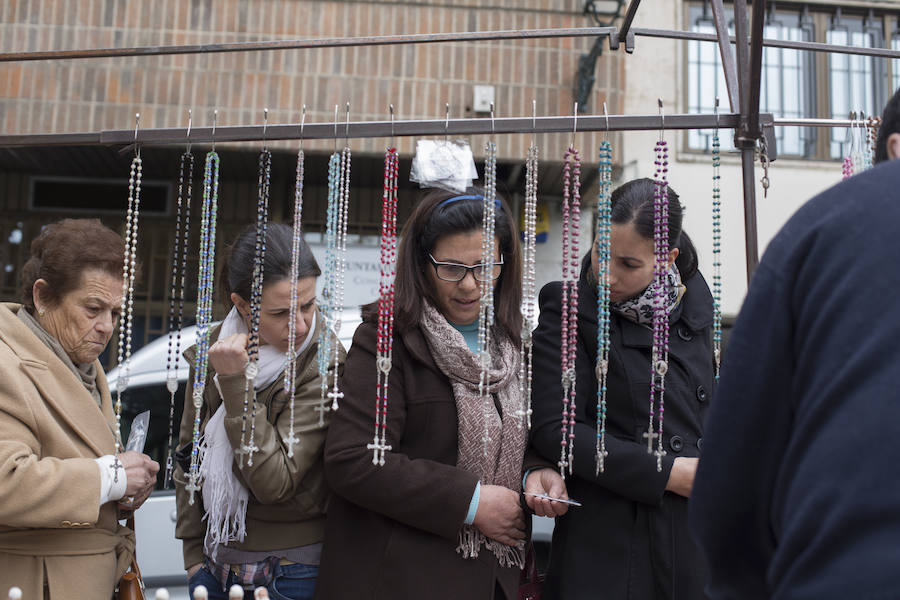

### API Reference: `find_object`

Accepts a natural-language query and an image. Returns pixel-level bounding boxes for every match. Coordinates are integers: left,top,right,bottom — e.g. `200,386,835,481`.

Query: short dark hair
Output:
21,219,125,312
875,86,900,164
610,178,699,280
221,222,321,306
365,188,523,346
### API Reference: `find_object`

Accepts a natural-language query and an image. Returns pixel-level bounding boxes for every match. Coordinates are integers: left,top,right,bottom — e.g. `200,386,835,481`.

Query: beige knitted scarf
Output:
419,302,526,568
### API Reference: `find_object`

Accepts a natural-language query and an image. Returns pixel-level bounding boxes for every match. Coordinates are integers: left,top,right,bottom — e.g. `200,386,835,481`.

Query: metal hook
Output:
714,96,720,129
603,101,610,138
389,104,395,147
571,102,578,147
490,102,495,136
531,99,537,146
299,104,306,151
211,109,218,152
658,98,665,141
344,102,351,145
847,110,856,153
262,107,269,149
858,110,866,152
186,109,192,153
133,113,141,157
333,104,339,153
444,103,450,141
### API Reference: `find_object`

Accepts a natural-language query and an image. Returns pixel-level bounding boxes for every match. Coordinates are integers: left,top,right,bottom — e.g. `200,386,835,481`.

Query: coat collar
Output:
0,303,117,457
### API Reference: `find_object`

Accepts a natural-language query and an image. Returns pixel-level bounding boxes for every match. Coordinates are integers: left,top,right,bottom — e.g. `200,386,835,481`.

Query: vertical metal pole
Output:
709,0,741,114
733,0,751,129
733,0,760,281
747,0,767,140
740,147,760,280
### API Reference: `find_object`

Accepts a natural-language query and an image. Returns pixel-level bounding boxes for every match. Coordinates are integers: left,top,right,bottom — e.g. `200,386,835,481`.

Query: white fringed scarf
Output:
419,303,526,569
200,306,316,559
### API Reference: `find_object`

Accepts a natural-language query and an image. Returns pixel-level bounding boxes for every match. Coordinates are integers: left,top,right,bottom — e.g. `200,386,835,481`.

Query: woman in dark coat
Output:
530,178,714,599
316,189,569,600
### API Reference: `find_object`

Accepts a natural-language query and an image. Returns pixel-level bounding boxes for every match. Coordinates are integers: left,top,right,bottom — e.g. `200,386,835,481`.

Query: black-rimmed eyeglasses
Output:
428,253,504,282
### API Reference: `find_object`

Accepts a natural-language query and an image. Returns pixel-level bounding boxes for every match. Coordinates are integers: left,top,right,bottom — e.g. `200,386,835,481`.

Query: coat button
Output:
697,437,703,450
696,385,708,402
669,435,683,452
677,326,693,341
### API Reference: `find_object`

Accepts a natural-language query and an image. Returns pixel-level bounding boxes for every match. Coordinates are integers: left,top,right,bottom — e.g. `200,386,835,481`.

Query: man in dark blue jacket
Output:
689,160,900,599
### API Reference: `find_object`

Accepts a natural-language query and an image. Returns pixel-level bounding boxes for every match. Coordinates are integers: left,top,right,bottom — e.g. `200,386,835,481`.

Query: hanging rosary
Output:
516,113,538,430
478,135,499,458
237,117,271,468
283,108,307,458
163,123,193,488
711,104,723,381
317,105,352,423
368,137,398,466
114,113,143,479
317,150,342,425
186,116,220,505
329,124,352,411
867,115,881,165
558,124,581,477
594,137,612,475
647,131,670,473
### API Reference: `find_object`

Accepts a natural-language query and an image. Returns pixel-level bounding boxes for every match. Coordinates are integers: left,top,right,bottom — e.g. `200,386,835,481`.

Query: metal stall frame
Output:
2,4,898,281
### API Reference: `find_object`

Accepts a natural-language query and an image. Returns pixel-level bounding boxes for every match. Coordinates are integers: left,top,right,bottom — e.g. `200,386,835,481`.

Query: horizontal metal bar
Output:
0,113,767,148
633,27,900,59
773,117,863,127
0,27,615,63
0,24,892,64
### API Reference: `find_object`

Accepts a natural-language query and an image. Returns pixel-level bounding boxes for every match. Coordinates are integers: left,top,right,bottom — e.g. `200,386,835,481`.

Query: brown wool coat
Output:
315,320,521,600
0,304,134,600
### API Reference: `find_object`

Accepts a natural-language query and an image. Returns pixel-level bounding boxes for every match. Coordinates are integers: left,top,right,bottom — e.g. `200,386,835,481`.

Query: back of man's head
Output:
875,87,900,163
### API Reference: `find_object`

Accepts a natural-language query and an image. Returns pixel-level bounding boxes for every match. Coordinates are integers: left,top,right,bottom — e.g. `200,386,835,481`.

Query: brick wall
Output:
0,0,625,161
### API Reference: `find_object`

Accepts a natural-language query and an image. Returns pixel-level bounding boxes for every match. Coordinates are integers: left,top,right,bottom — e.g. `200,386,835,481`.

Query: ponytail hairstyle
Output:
219,222,320,307
609,178,699,280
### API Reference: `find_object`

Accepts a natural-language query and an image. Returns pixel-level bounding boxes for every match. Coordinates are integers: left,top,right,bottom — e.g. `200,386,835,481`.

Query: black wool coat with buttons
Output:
529,255,714,600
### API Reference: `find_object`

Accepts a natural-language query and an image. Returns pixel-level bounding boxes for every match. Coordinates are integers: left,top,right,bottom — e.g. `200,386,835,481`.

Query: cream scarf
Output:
200,306,316,559
419,303,526,569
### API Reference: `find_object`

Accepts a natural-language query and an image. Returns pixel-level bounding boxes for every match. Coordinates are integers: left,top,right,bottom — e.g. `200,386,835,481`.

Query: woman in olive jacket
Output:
530,179,714,599
175,224,345,600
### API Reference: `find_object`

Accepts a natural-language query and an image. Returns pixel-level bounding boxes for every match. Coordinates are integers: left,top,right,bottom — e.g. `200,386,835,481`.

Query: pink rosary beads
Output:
648,135,670,472
559,143,581,477
368,141,398,466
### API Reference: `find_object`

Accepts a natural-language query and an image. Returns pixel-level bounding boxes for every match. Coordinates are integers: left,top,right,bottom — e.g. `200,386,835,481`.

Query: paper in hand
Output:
125,410,151,454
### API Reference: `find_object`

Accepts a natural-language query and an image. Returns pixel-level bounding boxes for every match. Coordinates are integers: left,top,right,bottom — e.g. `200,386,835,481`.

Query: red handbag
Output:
518,545,544,600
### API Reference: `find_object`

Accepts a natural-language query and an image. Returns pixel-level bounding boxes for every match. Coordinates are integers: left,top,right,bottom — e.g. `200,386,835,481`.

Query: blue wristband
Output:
464,481,481,525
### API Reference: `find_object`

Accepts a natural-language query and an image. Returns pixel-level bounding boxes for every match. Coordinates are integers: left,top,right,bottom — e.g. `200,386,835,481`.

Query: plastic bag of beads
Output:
409,139,478,194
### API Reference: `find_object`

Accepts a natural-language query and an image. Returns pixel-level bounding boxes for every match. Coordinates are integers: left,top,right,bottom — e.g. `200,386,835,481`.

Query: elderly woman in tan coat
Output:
0,219,159,599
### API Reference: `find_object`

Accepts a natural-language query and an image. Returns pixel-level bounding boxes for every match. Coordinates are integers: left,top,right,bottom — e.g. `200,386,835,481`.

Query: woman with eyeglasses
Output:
316,189,569,600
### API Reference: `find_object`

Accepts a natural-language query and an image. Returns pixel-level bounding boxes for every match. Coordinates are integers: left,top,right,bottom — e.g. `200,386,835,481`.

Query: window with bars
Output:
686,2,898,160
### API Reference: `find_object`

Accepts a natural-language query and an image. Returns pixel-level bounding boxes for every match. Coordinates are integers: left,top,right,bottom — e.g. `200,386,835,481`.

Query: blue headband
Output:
438,194,501,209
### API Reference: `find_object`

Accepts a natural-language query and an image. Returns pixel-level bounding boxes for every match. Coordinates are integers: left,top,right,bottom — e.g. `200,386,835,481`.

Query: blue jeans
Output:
189,563,318,600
